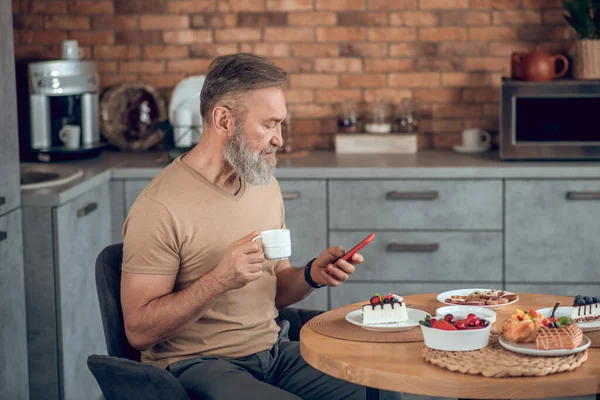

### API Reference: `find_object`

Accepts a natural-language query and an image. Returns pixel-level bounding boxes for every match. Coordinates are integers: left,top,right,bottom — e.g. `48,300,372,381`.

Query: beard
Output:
223,122,278,186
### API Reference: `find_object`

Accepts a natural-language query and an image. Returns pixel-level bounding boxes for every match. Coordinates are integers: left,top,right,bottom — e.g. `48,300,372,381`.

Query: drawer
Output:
330,231,502,282
329,180,502,230
330,282,502,309
506,180,600,282
279,180,327,267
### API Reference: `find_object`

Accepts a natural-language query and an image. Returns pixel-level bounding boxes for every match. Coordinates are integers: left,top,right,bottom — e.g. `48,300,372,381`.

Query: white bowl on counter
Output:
435,306,497,324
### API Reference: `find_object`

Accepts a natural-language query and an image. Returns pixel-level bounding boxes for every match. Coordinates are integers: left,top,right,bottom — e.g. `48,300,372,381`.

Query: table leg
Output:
366,387,380,400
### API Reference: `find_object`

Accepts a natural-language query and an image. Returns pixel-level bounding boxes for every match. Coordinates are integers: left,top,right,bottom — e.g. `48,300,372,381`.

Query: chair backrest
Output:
95,243,141,361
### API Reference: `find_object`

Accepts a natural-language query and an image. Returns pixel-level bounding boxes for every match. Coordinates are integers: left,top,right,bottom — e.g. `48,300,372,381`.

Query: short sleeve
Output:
122,196,180,275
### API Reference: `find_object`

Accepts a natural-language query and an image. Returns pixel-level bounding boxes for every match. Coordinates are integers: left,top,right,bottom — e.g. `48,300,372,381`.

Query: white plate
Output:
536,306,600,332
169,75,206,127
437,288,519,310
498,335,591,357
345,308,430,332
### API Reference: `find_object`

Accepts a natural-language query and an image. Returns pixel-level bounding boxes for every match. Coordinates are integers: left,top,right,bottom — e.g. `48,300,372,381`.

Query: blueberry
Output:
575,295,583,299
578,298,587,306
584,296,594,304
593,297,599,303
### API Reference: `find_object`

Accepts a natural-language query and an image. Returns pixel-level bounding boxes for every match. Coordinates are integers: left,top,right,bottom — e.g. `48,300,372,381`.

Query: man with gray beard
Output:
120,53,366,399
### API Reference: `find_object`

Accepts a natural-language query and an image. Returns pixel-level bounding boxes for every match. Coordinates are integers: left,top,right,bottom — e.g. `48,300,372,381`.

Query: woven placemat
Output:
308,304,424,343
422,333,588,378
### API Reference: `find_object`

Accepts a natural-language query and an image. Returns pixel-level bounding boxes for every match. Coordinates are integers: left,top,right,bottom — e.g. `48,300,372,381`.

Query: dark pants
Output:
167,324,365,400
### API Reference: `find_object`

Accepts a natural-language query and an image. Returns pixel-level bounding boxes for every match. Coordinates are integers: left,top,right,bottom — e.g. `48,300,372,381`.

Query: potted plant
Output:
562,0,600,79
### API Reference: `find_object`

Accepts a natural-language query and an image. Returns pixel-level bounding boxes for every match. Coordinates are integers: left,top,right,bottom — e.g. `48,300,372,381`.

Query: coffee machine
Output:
23,60,104,162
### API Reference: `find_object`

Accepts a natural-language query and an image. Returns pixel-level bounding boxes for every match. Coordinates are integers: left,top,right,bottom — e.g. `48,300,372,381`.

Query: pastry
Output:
571,295,600,324
536,318,583,350
502,309,542,343
362,293,408,325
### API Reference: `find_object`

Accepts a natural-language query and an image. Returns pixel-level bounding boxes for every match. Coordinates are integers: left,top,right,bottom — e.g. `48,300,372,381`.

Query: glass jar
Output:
337,99,359,133
394,98,420,134
364,98,392,134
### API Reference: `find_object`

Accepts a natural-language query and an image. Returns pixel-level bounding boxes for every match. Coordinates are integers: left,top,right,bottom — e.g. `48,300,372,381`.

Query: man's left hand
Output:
310,246,364,287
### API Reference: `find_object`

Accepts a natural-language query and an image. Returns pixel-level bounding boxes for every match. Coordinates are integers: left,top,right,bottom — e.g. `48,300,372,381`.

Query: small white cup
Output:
461,128,491,151
252,229,291,260
59,125,81,149
61,40,84,60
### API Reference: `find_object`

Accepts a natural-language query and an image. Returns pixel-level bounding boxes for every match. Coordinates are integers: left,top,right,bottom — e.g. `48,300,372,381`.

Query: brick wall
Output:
11,0,572,150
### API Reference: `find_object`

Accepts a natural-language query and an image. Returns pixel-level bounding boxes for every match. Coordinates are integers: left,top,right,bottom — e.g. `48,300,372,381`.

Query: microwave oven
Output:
500,79,600,160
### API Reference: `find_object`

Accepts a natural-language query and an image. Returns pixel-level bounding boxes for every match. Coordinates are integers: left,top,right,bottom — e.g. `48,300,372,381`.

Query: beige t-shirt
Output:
122,155,284,368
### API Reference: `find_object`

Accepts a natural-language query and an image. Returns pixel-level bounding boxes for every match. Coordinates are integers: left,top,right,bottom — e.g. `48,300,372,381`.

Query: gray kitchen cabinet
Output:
506,180,600,283
110,179,151,243
329,180,502,230
110,180,125,244
23,182,110,400
279,180,328,310
0,0,20,216
330,231,502,282
330,282,502,309
124,179,151,212
0,209,29,400
505,283,599,298
54,183,110,400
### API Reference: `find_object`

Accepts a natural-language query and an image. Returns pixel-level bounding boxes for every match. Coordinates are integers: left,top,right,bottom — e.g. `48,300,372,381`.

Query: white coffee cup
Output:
461,128,491,151
61,40,84,60
59,125,81,149
252,229,291,260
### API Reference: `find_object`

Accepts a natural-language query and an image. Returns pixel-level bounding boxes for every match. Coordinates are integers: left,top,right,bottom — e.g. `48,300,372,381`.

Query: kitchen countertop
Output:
20,148,600,207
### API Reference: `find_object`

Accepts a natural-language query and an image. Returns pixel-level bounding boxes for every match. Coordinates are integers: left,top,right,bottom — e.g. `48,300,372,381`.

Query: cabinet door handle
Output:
282,191,301,200
0,196,5,206
0,231,7,243
566,191,600,200
386,243,439,253
385,191,439,200
77,202,98,218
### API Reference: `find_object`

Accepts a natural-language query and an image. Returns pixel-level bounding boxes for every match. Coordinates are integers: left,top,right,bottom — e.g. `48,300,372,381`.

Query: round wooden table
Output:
300,293,600,399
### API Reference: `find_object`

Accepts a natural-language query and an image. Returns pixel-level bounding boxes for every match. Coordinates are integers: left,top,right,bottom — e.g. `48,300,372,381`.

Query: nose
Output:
270,123,283,148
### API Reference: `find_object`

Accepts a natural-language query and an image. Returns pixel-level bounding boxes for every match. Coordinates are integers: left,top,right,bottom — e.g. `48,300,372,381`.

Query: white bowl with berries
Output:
419,312,493,351
435,306,497,324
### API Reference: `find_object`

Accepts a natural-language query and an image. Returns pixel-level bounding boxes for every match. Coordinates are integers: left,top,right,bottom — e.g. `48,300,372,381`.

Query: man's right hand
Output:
212,231,265,290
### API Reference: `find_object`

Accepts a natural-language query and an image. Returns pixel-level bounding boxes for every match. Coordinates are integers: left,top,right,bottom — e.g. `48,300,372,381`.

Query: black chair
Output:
87,243,323,400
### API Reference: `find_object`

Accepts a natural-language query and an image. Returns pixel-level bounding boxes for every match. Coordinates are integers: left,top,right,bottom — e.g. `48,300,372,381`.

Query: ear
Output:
211,106,235,139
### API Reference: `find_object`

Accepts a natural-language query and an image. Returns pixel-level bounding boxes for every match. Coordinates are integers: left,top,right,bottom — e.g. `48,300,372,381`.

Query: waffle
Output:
536,324,583,350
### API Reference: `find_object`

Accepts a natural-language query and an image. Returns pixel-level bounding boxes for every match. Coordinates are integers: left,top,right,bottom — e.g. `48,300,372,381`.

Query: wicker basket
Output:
573,39,600,80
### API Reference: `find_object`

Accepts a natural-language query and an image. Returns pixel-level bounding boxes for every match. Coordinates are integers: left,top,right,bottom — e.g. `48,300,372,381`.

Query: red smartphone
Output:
333,233,375,265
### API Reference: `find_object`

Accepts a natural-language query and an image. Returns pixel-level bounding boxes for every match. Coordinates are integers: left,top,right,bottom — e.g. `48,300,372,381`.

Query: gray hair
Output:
200,53,288,126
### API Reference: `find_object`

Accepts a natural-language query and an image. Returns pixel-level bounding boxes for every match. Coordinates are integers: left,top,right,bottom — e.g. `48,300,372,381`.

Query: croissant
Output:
502,318,542,343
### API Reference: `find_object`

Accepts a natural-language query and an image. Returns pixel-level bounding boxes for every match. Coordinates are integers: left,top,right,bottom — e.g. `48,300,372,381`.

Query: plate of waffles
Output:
437,288,519,310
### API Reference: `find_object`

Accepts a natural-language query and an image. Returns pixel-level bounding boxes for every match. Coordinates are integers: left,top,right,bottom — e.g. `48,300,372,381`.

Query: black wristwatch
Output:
304,258,326,289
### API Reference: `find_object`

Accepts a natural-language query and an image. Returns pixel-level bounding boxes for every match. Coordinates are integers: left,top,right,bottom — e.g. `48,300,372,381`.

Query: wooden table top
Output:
299,293,600,399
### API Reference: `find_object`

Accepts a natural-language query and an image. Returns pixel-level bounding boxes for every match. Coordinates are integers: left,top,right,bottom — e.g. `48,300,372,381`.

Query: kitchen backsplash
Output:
11,0,572,150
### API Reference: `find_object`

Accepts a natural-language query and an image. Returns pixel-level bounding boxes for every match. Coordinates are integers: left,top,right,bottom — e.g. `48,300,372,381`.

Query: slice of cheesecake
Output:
362,293,408,325
571,295,600,324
